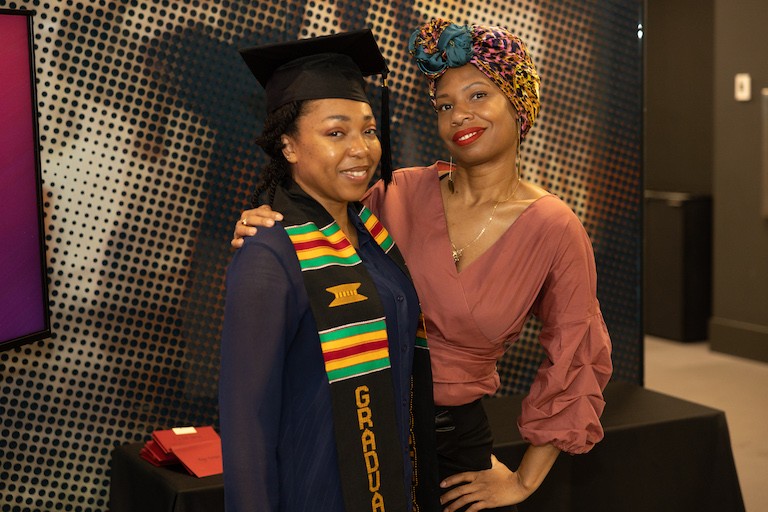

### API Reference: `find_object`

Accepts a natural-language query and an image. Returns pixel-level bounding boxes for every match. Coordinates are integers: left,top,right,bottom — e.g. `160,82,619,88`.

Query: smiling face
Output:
435,64,520,167
281,98,381,214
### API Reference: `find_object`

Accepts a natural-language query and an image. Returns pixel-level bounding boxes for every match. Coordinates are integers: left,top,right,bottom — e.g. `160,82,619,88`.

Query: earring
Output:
448,156,455,194
515,144,523,181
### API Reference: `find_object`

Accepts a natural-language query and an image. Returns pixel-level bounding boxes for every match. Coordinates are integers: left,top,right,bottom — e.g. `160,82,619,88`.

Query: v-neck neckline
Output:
432,170,553,276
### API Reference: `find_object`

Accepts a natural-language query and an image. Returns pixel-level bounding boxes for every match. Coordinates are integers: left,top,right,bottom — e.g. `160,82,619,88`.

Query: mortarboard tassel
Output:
380,72,393,187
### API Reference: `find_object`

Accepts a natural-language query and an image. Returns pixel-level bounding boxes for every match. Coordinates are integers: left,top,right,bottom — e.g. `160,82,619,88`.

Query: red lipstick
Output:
452,127,485,146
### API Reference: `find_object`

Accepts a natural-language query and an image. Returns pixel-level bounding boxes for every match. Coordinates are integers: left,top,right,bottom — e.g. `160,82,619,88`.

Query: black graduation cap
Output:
240,29,394,183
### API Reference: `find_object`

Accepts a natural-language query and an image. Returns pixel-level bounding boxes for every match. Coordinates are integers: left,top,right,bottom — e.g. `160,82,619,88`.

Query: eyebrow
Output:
436,81,487,99
322,114,376,122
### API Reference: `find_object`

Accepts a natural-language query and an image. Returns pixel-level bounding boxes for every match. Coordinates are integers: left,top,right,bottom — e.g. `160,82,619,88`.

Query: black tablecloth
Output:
485,382,745,512
109,443,224,512
109,382,745,512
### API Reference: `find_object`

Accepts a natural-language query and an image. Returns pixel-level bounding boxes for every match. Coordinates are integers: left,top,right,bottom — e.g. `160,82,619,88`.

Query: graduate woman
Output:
219,30,439,512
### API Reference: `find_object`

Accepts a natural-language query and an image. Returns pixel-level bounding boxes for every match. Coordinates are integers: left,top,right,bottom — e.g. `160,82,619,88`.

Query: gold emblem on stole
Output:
326,283,368,307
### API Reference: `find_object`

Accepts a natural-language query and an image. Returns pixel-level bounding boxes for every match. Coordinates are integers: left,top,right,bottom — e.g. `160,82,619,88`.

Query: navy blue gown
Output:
219,207,420,512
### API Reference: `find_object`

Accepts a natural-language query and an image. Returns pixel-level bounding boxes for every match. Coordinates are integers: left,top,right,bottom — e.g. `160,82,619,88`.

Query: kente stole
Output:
273,183,436,512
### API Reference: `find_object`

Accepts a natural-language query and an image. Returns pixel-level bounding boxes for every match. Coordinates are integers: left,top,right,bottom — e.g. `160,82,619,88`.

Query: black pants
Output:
435,399,517,512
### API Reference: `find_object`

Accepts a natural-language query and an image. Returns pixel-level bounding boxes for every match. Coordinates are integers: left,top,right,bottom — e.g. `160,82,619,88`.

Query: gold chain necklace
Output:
451,178,521,265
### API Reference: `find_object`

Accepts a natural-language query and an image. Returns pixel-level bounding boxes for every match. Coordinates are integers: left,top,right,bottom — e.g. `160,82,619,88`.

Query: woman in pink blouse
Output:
232,19,612,512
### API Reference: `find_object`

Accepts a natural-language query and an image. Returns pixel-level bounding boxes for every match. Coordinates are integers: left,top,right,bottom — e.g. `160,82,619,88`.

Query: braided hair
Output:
252,100,307,206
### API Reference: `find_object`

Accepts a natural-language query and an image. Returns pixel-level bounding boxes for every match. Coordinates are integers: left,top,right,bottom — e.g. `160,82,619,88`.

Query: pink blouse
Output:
363,162,612,454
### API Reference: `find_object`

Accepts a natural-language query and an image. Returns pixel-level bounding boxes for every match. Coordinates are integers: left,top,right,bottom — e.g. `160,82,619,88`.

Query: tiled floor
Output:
644,336,768,512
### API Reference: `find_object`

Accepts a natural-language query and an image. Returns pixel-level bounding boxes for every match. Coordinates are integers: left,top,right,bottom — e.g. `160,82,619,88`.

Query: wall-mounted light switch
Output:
735,73,751,102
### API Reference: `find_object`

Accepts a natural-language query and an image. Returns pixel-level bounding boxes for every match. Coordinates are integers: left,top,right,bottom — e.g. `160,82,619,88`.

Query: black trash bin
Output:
644,190,712,341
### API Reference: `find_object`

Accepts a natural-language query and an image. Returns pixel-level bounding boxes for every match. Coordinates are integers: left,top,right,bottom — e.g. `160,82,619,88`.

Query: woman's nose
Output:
451,105,472,126
348,134,371,156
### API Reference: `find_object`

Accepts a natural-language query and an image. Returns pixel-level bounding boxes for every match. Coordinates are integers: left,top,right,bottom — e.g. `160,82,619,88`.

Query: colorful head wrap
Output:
408,18,541,140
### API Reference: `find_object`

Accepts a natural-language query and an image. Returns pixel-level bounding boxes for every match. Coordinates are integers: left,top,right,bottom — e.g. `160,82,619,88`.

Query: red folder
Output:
151,425,220,454
173,438,223,478
139,439,177,466
139,426,222,477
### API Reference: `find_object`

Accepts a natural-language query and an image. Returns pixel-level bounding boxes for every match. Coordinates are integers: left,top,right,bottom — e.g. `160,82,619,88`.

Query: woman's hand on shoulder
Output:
438,455,532,511
231,205,284,248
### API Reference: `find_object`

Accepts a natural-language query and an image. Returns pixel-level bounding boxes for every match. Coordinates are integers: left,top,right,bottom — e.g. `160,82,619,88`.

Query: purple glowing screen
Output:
0,11,50,349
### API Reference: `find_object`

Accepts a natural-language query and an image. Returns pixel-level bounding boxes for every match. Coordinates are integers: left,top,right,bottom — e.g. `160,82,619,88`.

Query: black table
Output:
109,443,224,512
109,382,745,512
486,382,745,512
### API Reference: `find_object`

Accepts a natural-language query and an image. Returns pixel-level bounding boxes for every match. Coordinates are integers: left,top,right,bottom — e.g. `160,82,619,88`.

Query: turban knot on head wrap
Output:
408,18,541,140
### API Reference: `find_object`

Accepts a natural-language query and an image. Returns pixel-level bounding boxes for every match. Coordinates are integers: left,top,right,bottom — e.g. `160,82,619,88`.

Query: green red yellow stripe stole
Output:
285,209,397,384
286,207,395,270
273,182,438,512
318,318,390,383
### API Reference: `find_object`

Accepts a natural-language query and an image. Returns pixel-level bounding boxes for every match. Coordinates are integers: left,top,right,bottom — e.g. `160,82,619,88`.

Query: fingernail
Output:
266,219,274,226
440,481,447,488
276,214,284,220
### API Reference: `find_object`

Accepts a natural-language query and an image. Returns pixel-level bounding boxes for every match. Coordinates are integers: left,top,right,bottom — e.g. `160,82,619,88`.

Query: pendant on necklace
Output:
452,248,461,264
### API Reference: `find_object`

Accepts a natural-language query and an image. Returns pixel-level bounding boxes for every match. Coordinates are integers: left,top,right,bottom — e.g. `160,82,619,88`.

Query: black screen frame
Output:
0,8,51,352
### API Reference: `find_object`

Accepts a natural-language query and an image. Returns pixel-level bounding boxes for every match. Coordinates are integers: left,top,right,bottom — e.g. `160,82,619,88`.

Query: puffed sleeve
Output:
517,212,613,454
219,233,297,511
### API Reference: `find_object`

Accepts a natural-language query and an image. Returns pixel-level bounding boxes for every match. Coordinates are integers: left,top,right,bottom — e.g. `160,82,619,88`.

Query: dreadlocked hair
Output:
252,100,306,206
